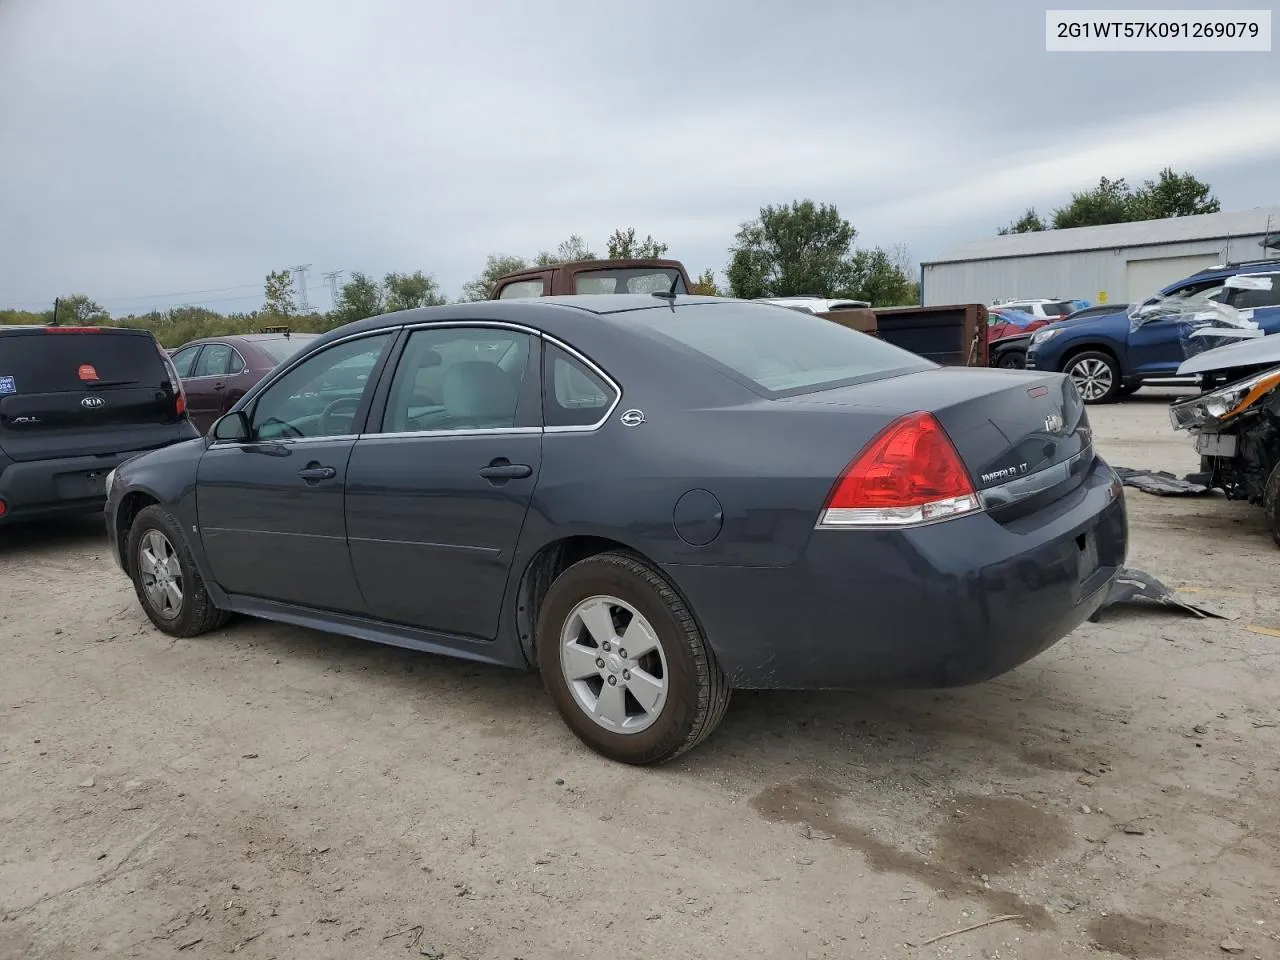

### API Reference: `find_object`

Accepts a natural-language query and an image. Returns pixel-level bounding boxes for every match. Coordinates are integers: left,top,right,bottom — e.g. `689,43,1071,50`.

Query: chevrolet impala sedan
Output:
104,295,1127,765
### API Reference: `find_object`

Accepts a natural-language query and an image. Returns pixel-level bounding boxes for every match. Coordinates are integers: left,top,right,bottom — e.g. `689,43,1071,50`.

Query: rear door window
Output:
193,343,234,377
543,343,618,428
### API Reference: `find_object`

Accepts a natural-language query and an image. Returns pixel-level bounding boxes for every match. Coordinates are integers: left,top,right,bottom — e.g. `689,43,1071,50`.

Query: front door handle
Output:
298,463,337,482
478,460,532,481
213,381,226,391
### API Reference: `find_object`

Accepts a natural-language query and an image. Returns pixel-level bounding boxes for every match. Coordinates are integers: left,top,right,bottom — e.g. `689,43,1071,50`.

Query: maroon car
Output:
168,331,319,433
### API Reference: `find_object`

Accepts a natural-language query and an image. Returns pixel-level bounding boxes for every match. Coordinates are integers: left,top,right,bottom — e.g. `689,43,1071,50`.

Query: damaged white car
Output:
1170,334,1280,546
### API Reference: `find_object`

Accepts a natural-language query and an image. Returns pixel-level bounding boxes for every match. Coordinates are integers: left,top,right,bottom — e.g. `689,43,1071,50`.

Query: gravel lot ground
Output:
2,387,1279,960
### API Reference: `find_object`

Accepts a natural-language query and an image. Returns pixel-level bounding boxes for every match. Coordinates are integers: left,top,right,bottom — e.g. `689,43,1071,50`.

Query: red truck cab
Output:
490,259,692,299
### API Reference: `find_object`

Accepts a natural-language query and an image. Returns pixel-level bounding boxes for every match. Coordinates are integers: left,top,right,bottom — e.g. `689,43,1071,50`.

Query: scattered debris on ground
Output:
1113,467,1211,496
1092,568,1236,621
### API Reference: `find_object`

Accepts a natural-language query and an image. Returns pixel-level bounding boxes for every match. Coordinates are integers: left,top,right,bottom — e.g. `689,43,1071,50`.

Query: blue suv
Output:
1026,258,1280,403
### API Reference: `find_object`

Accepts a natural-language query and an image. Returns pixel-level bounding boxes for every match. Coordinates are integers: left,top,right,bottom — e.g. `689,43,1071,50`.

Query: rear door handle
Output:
478,461,532,480
298,464,337,482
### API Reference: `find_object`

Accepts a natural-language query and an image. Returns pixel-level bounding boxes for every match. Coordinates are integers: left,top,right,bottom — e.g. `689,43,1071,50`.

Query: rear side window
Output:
543,343,617,428
630,302,933,397
0,331,167,394
498,279,545,299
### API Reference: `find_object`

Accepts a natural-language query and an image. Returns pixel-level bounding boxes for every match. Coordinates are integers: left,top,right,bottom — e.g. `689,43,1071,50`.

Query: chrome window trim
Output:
978,443,1093,510
356,427,542,442
209,433,361,448
540,335,622,433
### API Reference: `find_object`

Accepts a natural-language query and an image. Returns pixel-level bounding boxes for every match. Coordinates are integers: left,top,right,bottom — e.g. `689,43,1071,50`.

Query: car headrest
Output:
441,361,517,422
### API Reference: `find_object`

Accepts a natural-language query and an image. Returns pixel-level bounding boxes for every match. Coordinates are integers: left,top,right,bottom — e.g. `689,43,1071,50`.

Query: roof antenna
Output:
651,271,680,306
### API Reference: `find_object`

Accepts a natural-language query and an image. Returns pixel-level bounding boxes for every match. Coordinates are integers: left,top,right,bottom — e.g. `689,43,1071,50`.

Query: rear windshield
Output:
628,301,934,396
1040,301,1074,314
257,336,316,364
575,268,687,295
0,330,167,393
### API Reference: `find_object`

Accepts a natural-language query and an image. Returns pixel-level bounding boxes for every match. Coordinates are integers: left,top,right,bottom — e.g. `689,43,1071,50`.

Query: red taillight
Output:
155,342,188,419
820,411,979,527
43,326,103,333
0,499,7,517
78,364,100,381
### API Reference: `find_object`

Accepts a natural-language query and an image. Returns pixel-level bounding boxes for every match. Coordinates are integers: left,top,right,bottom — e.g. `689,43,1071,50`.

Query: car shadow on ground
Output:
207,610,1107,790
0,515,108,555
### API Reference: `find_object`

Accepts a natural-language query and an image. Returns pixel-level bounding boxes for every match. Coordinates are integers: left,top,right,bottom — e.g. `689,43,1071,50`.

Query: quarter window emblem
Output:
81,396,106,409
620,409,645,427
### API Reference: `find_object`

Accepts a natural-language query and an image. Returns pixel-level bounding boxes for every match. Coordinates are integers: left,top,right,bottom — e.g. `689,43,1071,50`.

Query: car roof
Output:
0,324,153,337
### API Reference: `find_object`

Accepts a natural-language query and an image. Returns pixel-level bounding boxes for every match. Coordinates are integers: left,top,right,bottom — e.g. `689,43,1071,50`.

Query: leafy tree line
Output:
997,168,1220,234
1,202,924,344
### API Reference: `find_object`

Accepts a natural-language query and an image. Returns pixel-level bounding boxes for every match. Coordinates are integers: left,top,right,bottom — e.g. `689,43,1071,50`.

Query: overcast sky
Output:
1,0,1277,314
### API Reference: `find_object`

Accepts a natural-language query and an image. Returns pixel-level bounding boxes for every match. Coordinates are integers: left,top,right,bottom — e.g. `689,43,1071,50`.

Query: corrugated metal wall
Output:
922,233,1272,306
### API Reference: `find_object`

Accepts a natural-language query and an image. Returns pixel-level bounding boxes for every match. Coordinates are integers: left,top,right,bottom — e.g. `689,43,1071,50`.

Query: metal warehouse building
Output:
921,206,1280,308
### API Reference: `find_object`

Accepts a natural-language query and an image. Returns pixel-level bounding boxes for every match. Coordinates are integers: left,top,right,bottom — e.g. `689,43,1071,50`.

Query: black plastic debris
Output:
1113,467,1210,496
1090,568,1235,622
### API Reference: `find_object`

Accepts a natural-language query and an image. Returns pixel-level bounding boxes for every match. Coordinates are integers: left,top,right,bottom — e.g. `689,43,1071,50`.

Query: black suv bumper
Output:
0,452,141,525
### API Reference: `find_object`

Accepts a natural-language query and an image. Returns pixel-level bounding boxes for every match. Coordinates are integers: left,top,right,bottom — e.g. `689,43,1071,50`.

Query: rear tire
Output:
127,505,231,637
1263,461,1280,549
996,349,1025,370
1064,350,1121,404
536,552,730,765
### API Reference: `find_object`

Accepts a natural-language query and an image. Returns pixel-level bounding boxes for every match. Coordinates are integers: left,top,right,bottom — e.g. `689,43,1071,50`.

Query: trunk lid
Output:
781,367,1094,510
0,327,187,461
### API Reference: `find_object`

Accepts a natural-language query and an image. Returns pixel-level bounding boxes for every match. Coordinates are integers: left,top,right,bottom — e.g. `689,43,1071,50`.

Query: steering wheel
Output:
319,396,361,435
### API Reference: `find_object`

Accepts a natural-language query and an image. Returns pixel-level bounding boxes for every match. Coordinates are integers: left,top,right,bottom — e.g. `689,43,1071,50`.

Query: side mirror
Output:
211,410,250,442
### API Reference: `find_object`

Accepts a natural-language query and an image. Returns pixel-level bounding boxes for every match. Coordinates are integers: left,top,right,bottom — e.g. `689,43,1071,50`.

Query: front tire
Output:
1064,350,1122,404
1263,461,1280,549
996,349,1026,370
536,552,731,765
127,505,231,637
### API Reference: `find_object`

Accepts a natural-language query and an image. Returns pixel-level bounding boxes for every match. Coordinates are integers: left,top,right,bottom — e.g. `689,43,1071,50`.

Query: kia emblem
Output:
81,396,105,409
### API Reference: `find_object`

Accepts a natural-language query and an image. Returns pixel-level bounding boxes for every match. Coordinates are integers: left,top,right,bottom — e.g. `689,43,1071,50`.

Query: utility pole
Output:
50,297,61,326
322,270,345,309
289,263,313,313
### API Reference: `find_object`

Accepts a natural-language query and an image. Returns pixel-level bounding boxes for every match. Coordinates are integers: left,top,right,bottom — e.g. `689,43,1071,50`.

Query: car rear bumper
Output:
2,451,148,525
665,456,1127,690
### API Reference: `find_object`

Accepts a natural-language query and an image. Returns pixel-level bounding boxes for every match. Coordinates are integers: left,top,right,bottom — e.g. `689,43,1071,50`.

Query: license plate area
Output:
54,469,109,500
1194,432,1237,457
1076,529,1100,581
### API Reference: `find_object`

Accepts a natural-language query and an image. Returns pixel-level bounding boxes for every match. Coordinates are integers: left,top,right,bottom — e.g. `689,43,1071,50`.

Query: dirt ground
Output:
2,387,1279,960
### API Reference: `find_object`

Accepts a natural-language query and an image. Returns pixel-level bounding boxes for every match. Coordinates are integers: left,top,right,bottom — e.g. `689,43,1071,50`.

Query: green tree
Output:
534,234,597,266
1130,167,1220,220
690,268,723,296
460,253,530,302
1051,176,1135,229
51,294,110,324
726,200,860,299
997,208,1047,235
384,270,446,311
263,270,297,317
606,227,669,259
330,271,384,325
849,248,915,306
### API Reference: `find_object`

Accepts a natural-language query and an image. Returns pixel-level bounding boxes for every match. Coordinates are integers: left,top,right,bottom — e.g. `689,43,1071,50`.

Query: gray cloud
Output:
2,0,1277,312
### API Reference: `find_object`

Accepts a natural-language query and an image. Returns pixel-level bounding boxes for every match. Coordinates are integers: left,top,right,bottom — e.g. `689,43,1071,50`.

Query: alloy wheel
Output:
138,529,184,620
1068,357,1113,401
559,594,669,734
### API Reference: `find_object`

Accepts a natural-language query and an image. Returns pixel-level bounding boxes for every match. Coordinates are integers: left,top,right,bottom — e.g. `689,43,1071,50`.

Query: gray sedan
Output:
104,295,1127,764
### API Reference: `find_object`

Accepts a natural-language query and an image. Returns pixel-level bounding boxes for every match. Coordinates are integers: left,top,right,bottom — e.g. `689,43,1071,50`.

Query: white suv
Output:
992,298,1079,321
